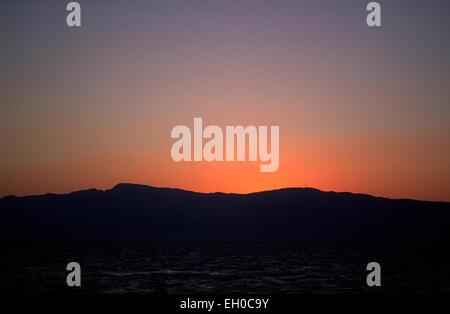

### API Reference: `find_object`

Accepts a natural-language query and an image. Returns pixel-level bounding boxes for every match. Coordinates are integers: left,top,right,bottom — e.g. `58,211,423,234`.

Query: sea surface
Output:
1,241,449,294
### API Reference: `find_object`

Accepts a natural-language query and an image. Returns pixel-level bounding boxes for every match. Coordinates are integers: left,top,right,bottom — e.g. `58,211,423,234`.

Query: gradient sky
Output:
1,0,449,201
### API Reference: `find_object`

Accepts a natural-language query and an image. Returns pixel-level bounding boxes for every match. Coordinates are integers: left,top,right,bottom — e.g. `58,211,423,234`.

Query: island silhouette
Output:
1,183,449,243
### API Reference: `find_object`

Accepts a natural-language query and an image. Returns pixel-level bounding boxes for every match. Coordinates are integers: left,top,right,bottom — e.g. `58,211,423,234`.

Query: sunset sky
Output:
1,0,449,201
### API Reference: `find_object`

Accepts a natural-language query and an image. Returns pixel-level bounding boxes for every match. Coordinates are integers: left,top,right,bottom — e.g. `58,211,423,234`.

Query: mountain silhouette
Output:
1,183,449,243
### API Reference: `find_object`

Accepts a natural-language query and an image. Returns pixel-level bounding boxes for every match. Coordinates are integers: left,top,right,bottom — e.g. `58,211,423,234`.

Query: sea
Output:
1,240,449,294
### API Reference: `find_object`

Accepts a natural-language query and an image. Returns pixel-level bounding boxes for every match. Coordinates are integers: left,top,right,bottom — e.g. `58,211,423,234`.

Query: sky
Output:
1,0,449,201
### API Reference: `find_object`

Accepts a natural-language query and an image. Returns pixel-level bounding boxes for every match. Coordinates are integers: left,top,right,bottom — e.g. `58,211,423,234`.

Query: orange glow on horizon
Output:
2,131,449,202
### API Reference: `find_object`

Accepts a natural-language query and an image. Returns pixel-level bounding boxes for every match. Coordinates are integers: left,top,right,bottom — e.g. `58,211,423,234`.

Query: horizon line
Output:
1,182,448,204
